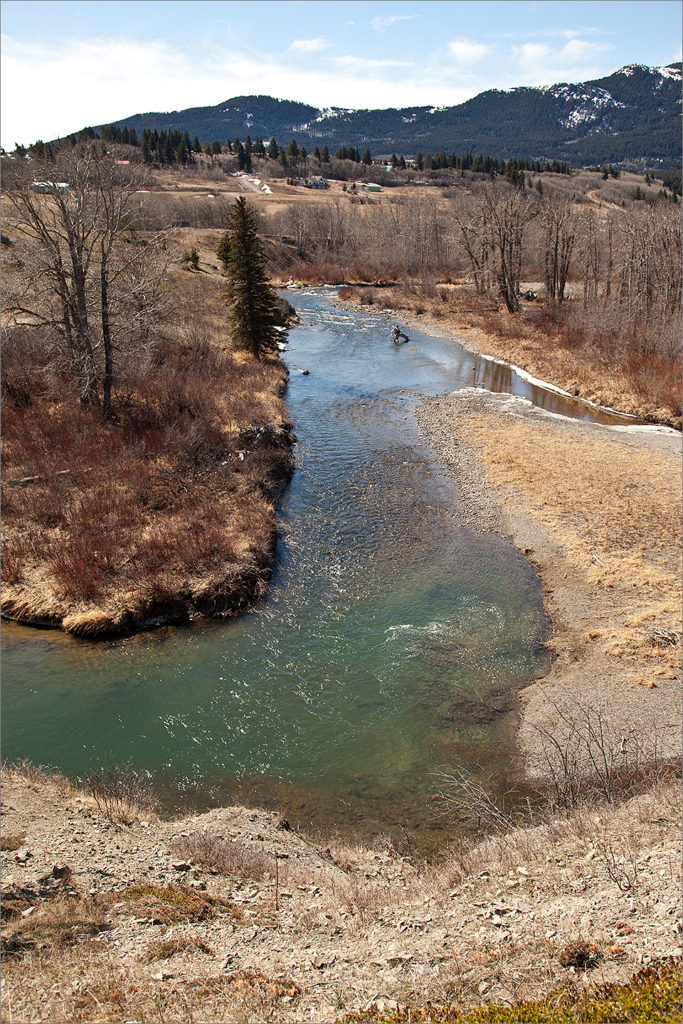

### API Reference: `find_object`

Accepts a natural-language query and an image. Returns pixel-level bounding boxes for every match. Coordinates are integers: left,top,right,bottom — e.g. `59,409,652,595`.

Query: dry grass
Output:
2,893,111,958
0,954,303,1023
117,884,240,925
1,250,293,637
463,414,681,679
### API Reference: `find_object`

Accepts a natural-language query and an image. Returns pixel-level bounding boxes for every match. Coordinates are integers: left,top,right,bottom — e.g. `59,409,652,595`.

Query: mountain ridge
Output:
94,63,682,168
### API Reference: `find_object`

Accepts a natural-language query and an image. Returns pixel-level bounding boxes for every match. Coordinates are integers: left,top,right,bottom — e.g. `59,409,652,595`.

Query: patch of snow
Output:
618,63,651,77
479,355,574,398
402,114,417,123
313,107,355,123
261,184,272,193
656,64,682,80
453,388,663,430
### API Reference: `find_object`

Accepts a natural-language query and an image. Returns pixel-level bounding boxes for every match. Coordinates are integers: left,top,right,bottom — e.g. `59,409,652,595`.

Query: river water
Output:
1,290,629,849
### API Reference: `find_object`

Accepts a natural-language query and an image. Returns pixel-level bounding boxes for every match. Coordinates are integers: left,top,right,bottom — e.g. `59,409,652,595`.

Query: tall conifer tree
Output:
222,198,284,358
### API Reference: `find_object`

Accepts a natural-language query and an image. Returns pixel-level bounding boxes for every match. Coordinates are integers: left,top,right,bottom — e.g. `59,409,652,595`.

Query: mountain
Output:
97,63,682,168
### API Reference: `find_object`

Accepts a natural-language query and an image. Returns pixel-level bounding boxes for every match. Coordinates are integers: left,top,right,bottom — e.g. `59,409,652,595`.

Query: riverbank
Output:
1,269,294,639
332,284,681,429
415,389,682,780
2,763,680,1023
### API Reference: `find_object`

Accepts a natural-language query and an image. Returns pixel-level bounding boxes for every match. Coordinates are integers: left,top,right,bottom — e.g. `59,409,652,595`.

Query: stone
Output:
363,995,401,1013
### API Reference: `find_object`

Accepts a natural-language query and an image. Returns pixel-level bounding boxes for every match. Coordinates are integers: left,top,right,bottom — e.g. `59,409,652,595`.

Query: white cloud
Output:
371,15,417,31
288,38,330,53
512,36,612,84
0,33,467,148
0,25,622,149
332,55,413,72
448,39,491,64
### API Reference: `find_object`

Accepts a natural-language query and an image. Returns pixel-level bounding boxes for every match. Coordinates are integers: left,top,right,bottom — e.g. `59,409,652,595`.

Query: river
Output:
1,289,629,850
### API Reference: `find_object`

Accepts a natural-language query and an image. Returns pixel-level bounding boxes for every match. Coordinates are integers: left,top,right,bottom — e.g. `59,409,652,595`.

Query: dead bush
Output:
558,939,603,970
82,763,156,824
171,831,273,881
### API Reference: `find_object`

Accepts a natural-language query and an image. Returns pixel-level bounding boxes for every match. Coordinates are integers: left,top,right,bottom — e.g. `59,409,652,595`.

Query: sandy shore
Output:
415,388,682,777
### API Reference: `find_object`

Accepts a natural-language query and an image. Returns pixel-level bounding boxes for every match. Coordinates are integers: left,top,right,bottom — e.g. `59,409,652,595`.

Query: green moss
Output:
121,884,240,924
341,959,682,1023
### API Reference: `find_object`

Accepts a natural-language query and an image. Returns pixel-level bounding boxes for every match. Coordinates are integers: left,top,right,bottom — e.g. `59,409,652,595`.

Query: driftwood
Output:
646,626,680,647
5,468,91,487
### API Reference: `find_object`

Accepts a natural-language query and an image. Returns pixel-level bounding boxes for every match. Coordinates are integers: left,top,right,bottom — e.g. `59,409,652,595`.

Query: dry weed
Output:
138,935,216,963
170,830,273,881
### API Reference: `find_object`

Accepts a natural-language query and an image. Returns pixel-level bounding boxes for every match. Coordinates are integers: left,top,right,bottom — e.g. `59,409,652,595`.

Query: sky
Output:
2,0,681,148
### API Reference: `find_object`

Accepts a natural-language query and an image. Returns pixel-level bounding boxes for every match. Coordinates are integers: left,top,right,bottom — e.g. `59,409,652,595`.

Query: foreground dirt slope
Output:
2,769,680,1023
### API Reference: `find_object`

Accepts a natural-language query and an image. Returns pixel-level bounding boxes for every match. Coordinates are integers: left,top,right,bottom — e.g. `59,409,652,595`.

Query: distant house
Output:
31,181,70,194
288,176,329,189
306,176,329,189
361,182,383,192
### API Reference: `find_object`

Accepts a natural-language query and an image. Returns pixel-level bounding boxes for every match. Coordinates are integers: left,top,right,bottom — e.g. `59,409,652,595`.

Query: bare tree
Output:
452,183,537,311
3,145,169,414
540,193,575,304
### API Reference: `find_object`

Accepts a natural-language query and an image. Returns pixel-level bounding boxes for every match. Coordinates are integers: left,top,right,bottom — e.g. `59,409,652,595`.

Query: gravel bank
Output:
416,388,682,777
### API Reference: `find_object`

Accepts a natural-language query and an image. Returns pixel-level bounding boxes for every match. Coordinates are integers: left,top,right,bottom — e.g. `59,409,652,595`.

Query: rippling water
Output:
3,290,622,848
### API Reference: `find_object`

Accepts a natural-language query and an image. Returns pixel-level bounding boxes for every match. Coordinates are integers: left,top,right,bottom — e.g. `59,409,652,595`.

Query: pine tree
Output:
217,231,231,270
268,137,279,160
222,197,285,359
361,148,372,165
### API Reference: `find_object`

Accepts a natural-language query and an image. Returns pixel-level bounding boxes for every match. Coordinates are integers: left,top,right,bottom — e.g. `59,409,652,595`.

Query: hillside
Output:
2,764,680,1022
95,63,683,168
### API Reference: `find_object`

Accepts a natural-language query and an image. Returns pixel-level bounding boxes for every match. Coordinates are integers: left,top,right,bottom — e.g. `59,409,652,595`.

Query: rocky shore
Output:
415,388,682,778
2,764,680,1022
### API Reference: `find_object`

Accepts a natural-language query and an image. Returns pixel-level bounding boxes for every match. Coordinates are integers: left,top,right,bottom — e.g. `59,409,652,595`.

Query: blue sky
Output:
2,1,681,147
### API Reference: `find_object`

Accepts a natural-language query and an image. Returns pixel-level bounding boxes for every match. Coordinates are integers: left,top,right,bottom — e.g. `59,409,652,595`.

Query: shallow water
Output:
1,291,626,848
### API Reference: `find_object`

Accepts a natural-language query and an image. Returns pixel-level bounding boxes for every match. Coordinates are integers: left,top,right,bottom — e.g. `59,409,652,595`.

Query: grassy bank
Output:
1,264,293,638
333,282,682,429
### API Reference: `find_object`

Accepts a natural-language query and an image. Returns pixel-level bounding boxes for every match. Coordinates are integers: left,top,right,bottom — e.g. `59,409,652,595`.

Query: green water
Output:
5,289,621,847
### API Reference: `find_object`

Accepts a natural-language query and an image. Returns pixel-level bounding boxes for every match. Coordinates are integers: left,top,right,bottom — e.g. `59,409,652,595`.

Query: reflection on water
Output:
2,288,613,850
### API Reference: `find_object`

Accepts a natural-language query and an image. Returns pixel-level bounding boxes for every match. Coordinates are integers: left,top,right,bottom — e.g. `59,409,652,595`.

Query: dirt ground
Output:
2,765,680,1023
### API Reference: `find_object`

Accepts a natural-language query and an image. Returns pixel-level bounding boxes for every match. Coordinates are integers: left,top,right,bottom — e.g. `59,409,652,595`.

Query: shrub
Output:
342,957,682,1022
